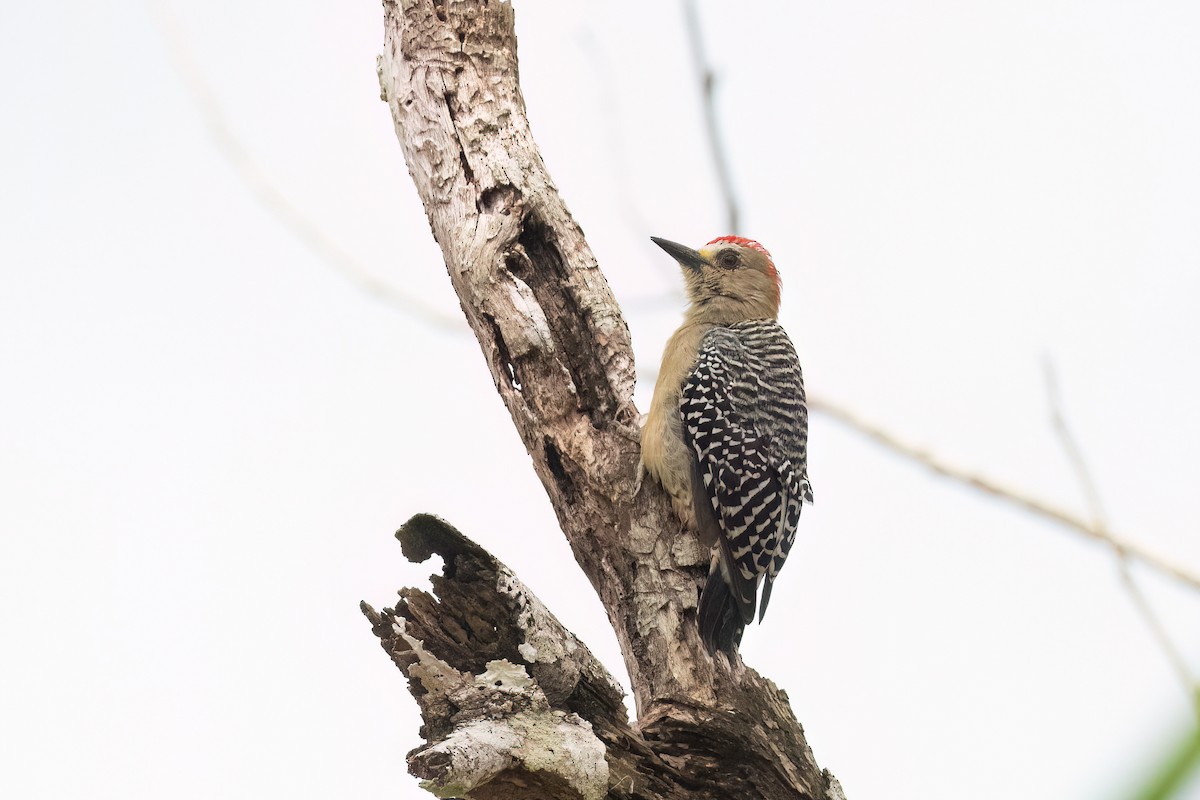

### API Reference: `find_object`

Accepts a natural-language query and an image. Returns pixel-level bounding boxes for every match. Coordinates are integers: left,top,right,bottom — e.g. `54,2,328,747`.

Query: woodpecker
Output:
642,235,812,656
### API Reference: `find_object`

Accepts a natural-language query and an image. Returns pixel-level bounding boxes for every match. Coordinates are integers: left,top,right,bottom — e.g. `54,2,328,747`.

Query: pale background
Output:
2,1,1198,798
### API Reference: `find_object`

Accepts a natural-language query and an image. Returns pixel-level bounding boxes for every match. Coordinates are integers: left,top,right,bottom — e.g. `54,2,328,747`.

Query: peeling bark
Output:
368,1,843,796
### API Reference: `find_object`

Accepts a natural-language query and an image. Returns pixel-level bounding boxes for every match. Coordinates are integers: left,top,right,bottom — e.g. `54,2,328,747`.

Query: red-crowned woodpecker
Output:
642,235,812,656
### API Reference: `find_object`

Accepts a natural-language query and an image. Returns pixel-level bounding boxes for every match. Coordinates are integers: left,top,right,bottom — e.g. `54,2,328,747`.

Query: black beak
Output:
651,237,709,272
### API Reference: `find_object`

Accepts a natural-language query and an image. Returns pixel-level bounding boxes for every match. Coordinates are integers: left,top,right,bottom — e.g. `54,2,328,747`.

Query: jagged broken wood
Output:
363,514,689,799
369,0,844,797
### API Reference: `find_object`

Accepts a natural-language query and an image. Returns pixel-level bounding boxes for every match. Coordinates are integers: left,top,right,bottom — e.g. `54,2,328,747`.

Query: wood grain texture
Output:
370,1,843,796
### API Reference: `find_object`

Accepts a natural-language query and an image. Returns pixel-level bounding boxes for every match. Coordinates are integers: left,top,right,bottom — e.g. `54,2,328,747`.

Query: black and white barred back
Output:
681,320,812,651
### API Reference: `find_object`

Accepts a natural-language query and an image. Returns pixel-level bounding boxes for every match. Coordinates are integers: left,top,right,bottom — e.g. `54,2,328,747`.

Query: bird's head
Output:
651,235,781,322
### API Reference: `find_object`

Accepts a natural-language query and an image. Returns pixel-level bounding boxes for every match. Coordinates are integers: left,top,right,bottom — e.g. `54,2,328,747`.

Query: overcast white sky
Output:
2,1,1198,798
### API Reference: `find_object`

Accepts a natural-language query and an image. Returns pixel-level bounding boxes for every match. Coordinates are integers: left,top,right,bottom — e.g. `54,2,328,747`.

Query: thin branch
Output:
1118,566,1200,716
147,0,462,331
575,32,679,288
809,395,1200,593
1043,360,1198,709
682,0,740,234
1043,360,1108,526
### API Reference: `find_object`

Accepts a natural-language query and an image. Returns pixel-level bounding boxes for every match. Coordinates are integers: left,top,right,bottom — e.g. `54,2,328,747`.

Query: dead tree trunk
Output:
362,1,845,797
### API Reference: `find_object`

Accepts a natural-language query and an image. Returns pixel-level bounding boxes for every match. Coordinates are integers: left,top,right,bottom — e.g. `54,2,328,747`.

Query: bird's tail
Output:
697,559,745,656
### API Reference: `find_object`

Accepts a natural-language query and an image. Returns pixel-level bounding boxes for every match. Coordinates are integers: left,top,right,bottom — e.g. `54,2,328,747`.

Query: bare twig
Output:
1043,360,1198,710
575,32,678,287
1042,361,1108,525
147,1,462,331
1118,566,1200,716
810,395,1200,593
682,0,740,234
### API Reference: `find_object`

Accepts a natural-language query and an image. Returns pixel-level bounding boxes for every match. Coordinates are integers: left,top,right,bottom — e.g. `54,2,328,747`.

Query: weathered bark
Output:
363,515,692,799
368,1,844,796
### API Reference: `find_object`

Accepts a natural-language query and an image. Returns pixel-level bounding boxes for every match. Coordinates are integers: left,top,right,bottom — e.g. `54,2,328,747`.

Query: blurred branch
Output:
147,1,462,331
1044,360,1198,711
810,395,1200,593
682,0,740,234
575,32,680,289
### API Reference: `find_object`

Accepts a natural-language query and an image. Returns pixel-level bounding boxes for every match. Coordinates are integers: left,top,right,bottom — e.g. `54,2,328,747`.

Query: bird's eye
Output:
717,250,740,269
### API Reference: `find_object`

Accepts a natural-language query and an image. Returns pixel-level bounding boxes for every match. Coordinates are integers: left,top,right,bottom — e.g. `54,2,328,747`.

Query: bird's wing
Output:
682,325,798,625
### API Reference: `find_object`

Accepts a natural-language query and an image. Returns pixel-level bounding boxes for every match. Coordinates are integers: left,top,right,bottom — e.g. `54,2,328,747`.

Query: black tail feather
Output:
697,562,746,656
758,576,775,623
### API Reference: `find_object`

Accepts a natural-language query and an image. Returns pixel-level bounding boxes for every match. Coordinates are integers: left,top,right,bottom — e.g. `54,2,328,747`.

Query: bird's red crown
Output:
706,235,772,260
706,235,780,296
